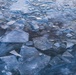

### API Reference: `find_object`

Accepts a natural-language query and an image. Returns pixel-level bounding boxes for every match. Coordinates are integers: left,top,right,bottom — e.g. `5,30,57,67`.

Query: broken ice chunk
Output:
33,36,52,50
54,42,60,47
10,50,21,57
1,30,29,43
66,33,72,37
1,25,8,29
61,51,74,63
31,24,39,30
19,46,50,75
49,56,62,66
7,20,15,25
19,54,50,75
31,21,39,30
0,55,18,71
20,46,39,60
66,42,74,48
62,51,74,58
61,57,71,63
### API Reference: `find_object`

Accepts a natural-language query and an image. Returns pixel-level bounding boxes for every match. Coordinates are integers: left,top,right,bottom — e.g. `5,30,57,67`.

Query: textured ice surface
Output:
18,46,50,75
0,55,18,71
0,0,76,75
33,36,52,50
1,30,29,43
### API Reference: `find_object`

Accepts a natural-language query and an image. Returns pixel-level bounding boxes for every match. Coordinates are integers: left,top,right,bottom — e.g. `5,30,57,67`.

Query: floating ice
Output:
1,30,29,43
